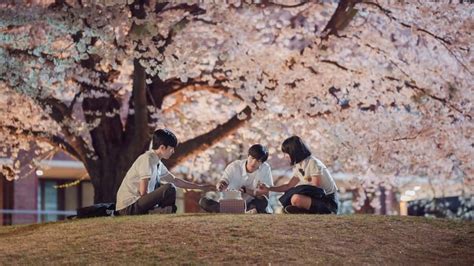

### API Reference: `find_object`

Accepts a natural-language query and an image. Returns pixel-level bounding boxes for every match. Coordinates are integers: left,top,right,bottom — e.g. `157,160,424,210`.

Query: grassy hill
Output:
0,214,472,264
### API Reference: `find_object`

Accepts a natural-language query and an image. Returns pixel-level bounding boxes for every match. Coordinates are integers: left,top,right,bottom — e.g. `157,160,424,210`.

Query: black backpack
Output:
71,203,117,219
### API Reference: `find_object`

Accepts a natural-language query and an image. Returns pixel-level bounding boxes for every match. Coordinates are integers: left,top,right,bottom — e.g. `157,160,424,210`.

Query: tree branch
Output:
67,91,82,115
31,96,92,162
121,2,154,157
161,3,205,14
362,1,472,76
257,0,311,8
2,125,81,160
164,78,243,101
164,106,252,168
392,134,422,142
361,1,393,19
306,110,332,118
404,81,470,119
1,50,93,163
322,0,361,39
320,59,361,74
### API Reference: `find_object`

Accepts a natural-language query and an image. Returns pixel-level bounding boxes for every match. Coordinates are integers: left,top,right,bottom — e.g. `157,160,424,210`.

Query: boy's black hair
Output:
248,144,269,163
281,136,311,165
152,129,178,149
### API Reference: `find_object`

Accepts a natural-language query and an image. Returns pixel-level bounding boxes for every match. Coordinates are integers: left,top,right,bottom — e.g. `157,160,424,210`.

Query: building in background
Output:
1,153,94,225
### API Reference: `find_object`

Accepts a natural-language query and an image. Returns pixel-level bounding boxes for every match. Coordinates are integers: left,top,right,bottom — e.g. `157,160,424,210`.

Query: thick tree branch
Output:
151,3,205,55
81,88,124,155
32,96,92,162
2,125,82,160
122,62,150,159
164,78,243,101
6,48,56,67
164,106,252,168
322,0,361,39
66,28,126,162
121,2,153,157
132,60,150,134
0,54,92,162
40,97,68,122
9,44,122,158
67,91,82,115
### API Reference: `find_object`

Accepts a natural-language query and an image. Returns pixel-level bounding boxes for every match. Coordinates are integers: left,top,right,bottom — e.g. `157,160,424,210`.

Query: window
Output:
37,179,93,222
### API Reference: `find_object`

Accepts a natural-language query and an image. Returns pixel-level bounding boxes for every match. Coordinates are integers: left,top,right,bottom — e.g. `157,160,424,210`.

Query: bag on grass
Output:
74,203,117,219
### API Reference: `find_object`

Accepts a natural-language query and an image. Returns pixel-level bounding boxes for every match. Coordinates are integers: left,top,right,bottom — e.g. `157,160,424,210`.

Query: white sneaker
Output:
149,206,173,214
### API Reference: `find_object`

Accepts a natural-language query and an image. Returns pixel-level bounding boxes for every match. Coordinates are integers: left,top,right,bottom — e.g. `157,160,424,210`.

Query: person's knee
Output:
255,197,268,208
164,183,176,197
161,184,176,206
254,197,269,213
291,195,306,208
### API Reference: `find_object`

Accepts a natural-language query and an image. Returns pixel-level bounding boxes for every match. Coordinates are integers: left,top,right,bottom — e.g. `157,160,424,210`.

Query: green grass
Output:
0,214,473,264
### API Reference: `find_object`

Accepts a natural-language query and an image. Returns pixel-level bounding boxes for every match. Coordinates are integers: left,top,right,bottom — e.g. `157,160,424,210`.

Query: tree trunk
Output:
87,151,136,203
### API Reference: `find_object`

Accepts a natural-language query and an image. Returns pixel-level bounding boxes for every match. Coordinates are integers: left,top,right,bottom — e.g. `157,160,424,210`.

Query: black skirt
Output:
279,185,338,214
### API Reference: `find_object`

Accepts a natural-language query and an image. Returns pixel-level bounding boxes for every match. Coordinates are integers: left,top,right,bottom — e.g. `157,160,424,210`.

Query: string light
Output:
54,179,81,189
54,173,89,189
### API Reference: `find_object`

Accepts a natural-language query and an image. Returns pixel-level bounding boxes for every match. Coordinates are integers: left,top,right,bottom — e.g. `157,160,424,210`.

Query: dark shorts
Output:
279,185,338,214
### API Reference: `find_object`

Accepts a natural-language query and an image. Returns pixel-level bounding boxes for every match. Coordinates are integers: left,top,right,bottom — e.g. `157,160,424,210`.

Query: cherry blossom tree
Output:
1,0,472,206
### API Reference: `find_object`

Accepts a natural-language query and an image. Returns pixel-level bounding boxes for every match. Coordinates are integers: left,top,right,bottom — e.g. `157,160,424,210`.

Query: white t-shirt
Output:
220,160,274,212
293,156,338,195
116,151,175,211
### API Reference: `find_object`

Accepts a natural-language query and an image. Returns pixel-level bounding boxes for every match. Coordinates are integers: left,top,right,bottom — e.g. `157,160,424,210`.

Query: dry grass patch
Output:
0,214,472,264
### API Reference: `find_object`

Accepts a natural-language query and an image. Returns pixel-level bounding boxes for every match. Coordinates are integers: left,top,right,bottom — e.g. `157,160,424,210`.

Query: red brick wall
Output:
0,176,3,225
13,173,38,224
1,176,15,225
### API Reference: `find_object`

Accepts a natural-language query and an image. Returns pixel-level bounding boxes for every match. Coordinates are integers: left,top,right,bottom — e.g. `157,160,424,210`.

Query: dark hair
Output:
152,129,178,149
281,136,311,165
248,144,269,163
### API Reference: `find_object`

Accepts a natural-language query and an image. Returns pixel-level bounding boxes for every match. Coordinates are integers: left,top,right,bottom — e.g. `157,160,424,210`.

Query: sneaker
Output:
245,208,258,214
149,205,174,214
284,205,311,214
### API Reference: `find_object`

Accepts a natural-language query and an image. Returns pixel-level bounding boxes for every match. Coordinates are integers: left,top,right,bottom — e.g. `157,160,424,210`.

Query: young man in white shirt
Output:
199,144,274,213
116,129,214,215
